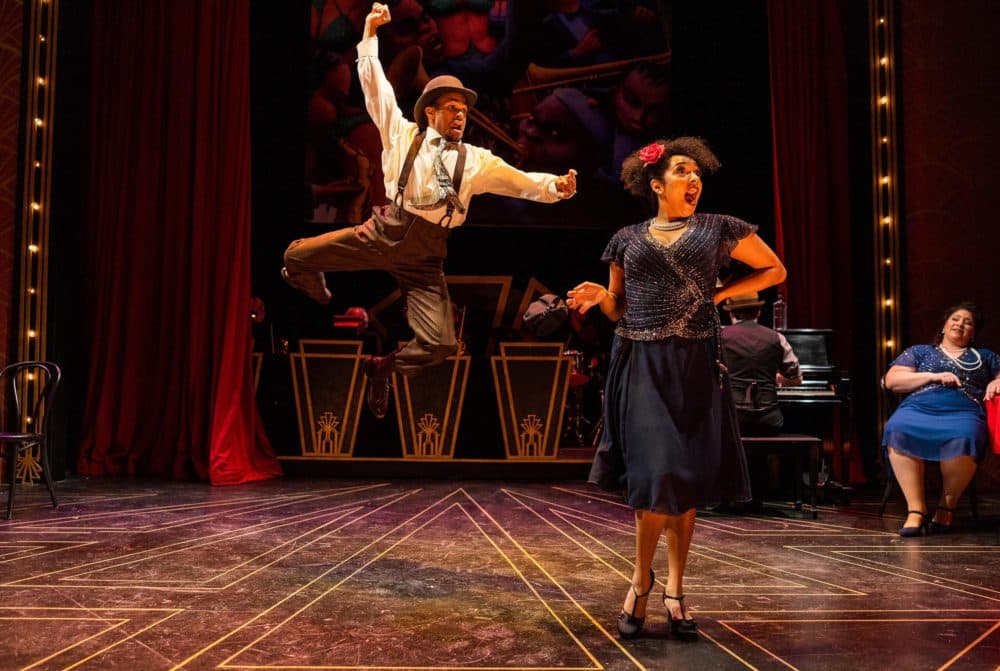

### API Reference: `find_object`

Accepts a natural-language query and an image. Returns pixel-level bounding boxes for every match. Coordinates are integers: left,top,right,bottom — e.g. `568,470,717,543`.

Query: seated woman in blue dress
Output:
883,301,1000,536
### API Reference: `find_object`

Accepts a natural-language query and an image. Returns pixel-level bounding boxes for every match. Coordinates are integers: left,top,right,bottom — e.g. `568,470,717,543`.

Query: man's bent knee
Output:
284,239,309,268
427,343,458,366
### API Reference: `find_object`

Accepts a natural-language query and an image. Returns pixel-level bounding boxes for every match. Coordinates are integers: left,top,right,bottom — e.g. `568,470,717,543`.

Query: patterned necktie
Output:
431,139,465,214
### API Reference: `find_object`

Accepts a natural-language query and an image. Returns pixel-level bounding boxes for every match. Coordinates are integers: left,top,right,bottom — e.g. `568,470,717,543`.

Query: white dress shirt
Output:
356,36,568,228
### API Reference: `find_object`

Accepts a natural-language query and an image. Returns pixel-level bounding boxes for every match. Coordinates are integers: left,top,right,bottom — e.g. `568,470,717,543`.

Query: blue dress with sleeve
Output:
882,344,1000,462
588,214,755,514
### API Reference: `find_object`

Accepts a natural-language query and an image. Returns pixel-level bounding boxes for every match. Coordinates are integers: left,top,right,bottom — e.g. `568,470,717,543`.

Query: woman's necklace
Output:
650,216,688,232
938,344,982,372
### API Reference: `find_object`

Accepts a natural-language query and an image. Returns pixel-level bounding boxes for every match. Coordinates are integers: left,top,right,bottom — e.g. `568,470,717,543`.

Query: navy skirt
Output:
589,335,751,514
882,386,986,463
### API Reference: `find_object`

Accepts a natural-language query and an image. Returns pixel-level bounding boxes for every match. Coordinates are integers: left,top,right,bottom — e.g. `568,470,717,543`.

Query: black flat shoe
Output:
617,569,655,640
364,353,395,419
662,593,698,641
929,506,954,534
899,510,927,537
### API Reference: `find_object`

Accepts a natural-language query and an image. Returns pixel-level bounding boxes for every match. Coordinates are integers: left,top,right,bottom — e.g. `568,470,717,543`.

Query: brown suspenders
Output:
393,131,467,227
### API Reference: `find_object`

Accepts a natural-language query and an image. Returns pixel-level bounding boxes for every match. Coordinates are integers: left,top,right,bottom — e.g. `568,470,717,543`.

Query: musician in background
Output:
883,301,1000,536
714,293,799,512
721,292,801,436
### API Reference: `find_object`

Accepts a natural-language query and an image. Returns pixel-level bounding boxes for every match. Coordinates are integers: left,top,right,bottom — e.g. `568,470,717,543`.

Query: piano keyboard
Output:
777,388,837,396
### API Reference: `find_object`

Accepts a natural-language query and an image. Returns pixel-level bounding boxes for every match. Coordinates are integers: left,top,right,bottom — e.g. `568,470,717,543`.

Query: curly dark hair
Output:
932,300,984,345
620,136,721,201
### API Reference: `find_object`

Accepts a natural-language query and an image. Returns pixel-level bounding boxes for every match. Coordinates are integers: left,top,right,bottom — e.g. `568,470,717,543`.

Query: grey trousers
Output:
283,205,457,376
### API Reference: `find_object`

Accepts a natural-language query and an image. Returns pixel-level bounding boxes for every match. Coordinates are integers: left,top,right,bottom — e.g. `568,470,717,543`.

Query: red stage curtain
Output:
77,0,282,485
768,0,861,481
766,0,852,339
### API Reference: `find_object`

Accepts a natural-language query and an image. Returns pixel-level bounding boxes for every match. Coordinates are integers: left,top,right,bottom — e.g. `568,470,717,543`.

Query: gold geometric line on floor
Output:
2,488,431,603
5,493,311,533
4,480,993,670
218,495,609,671
0,607,184,671
714,617,1000,671
540,500,808,592
461,489,650,671
546,507,813,594
505,488,863,596
938,619,1000,671
523,490,868,603
683,543,866,596
547,485,889,537
55,505,366,590
0,491,159,521
488,489,787,670
695,515,895,537
786,545,1000,601
0,540,97,563
512,487,808,592
688,626,760,671
169,487,453,670
4,487,420,593
458,503,603,669
2,497,380,591
493,488,758,669
5,483,390,533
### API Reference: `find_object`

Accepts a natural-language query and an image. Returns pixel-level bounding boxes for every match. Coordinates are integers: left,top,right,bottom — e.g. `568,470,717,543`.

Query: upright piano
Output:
776,329,850,481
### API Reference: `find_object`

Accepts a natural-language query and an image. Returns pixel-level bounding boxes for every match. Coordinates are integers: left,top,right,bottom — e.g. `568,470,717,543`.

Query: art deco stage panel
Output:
1,479,997,670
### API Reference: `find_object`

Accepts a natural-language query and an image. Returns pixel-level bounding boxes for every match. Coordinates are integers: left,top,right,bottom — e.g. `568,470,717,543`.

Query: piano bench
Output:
741,434,822,519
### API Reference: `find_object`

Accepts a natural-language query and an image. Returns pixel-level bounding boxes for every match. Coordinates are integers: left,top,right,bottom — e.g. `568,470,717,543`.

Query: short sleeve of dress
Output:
601,227,628,266
718,215,758,257
982,348,1000,378
889,345,921,370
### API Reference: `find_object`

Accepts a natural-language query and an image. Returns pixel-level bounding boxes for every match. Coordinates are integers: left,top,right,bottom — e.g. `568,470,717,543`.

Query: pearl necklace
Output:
650,216,688,232
938,345,982,372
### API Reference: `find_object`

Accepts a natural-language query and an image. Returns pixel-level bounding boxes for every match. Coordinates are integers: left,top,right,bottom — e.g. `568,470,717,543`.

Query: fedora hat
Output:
722,292,765,311
413,75,477,129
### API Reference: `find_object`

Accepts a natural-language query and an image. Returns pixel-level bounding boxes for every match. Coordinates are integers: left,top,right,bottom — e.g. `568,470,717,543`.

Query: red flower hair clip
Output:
638,142,665,166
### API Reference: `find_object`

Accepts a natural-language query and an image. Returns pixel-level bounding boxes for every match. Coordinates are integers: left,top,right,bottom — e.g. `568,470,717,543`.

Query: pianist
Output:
721,292,802,436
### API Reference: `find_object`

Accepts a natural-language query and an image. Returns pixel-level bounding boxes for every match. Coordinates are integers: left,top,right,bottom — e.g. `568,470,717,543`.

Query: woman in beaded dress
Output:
566,137,786,640
883,302,1000,536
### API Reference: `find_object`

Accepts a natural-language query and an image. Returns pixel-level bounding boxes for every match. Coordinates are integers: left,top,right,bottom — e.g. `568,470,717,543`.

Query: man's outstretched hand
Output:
364,3,391,39
555,169,577,198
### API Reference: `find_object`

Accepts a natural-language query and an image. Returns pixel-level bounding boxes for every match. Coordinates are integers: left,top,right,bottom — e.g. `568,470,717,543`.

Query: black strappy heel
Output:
617,569,655,639
899,510,927,537
662,593,698,640
929,506,954,534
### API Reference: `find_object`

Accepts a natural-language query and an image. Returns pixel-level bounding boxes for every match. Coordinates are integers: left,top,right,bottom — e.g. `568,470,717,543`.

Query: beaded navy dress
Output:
589,214,754,514
882,344,1000,464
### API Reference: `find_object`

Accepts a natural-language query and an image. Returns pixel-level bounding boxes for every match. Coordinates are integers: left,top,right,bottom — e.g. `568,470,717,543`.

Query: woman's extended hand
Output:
567,281,609,313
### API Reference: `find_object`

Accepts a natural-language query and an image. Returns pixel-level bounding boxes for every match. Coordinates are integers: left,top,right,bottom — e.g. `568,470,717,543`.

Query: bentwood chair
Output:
1,361,61,519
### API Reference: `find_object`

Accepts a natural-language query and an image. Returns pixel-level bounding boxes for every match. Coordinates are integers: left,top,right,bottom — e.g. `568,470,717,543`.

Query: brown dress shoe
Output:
364,353,395,419
281,267,332,305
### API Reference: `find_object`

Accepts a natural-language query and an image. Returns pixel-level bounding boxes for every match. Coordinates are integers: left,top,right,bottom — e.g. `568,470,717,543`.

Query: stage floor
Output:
0,477,997,670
